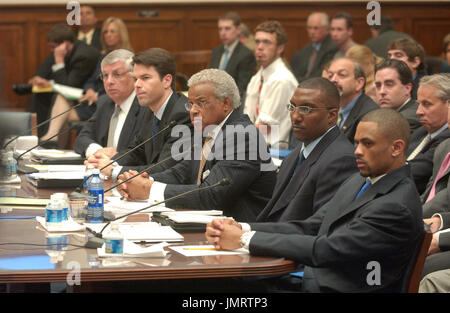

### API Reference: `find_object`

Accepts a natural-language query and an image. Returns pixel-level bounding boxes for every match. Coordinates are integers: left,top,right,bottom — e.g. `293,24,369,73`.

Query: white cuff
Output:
86,143,103,158
240,230,256,250
432,213,444,230
147,179,166,205
241,223,252,233
111,163,123,182
52,63,65,72
256,111,278,126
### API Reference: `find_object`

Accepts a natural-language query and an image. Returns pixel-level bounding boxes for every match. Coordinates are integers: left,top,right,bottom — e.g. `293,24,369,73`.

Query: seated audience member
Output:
407,73,450,194
330,12,357,59
76,5,102,52
326,57,378,144
73,49,146,158
40,17,133,146
206,108,423,293
290,12,338,82
374,59,421,133
420,269,450,293
387,37,427,100
244,20,298,149
438,33,450,73
364,16,412,59
257,77,358,222
345,44,383,102
87,48,191,180
28,24,99,137
117,69,277,222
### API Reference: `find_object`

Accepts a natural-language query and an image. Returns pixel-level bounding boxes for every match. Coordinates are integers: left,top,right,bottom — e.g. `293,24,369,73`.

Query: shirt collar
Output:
224,40,239,55
431,123,449,139
368,174,386,185
155,91,173,120
342,92,362,117
116,90,135,115
313,42,322,51
205,110,234,143
397,98,411,112
301,126,336,159
260,57,283,81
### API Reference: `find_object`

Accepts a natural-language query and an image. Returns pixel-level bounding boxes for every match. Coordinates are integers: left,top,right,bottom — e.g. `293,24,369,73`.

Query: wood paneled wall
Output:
0,1,449,110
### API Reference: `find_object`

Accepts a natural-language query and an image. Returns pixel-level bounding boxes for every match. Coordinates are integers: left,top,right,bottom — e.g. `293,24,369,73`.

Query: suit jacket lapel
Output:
225,42,241,72
101,98,115,146
117,97,139,150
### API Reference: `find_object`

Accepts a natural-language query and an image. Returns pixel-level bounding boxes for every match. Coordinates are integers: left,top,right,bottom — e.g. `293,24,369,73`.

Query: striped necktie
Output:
407,134,431,161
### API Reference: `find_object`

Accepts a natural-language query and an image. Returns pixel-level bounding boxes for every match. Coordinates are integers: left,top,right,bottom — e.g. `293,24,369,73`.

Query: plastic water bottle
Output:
83,164,94,193
104,222,124,254
0,150,17,180
53,193,71,221
86,168,104,222
46,197,63,224
6,151,17,180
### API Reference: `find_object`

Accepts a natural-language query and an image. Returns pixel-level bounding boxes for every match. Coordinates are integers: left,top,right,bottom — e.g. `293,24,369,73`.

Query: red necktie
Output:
255,75,263,117
426,152,450,202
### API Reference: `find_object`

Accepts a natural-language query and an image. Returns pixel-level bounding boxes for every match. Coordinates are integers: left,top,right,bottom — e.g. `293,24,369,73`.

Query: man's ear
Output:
391,139,406,157
163,74,173,89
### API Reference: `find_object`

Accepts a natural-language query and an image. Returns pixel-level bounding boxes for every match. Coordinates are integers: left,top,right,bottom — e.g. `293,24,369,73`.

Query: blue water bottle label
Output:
88,189,103,207
105,239,123,254
46,209,62,223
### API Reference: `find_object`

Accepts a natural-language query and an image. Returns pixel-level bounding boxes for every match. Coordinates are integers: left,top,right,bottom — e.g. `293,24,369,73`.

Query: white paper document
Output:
104,197,174,215
30,149,82,159
26,164,86,172
160,210,225,224
98,241,168,258
28,171,85,180
169,245,248,257
36,216,86,232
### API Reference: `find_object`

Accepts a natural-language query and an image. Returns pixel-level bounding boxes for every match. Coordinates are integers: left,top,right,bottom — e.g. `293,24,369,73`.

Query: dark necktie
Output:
306,48,317,77
355,181,371,199
152,117,160,136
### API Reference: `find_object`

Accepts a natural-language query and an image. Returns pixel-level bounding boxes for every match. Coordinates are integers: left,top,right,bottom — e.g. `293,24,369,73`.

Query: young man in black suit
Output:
116,69,277,222
76,5,102,52
209,11,256,102
206,108,424,293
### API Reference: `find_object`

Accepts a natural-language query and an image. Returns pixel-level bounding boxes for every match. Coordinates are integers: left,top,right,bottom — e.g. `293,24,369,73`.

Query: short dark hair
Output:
218,11,241,27
298,77,340,109
375,59,413,85
361,108,410,150
255,20,287,47
388,37,426,73
132,48,176,89
332,12,353,29
46,23,76,44
370,16,394,33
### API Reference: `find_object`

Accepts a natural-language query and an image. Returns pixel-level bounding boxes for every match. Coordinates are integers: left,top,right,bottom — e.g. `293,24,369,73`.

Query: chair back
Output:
0,111,37,137
172,50,212,79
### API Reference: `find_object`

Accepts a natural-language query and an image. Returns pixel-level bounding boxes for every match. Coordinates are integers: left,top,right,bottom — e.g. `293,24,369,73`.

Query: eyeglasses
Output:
185,101,210,111
99,71,128,81
286,103,334,115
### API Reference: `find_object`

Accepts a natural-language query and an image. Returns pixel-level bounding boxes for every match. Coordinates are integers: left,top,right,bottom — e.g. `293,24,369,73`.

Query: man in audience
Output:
407,73,450,194
374,59,421,132
257,77,358,222
209,12,256,101
76,5,102,52
244,20,297,149
290,12,338,82
86,48,191,180
364,16,412,59
74,49,146,159
116,69,277,222
330,12,357,59
28,24,99,137
326,57,378,143
206,108,423,293
387,37,427,100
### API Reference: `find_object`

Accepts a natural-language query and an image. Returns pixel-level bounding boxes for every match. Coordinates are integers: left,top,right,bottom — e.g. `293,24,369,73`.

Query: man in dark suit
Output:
88,48,192,181
374,59,421,133
74,49,145,158
290,12,338,83
117,69,277,222
206,108,424,293
209,12,256,102
75,5,102,52
326,57,378,143
257,77,358,222
364,16,412,59
28,24,99,136
387,37,427,100
406,73,450,194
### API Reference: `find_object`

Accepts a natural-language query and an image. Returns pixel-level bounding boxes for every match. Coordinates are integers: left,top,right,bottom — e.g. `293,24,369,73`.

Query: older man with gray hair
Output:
74,49,146,158
117,68,277,222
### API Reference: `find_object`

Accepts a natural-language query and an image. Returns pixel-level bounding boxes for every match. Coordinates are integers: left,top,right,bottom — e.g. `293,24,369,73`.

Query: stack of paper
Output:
152,210,225,233
36,216,86,232
98,241,168,258
29,149,83,165
104,197,174,218
26,171,85,188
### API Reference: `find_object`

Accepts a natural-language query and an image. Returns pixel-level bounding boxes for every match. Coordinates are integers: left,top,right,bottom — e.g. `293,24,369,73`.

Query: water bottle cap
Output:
52,193,68,200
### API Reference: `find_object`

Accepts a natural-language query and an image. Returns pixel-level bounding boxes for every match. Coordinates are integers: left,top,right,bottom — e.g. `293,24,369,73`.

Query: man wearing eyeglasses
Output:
85,48,191,181
74,49,146,160
257,77,358,222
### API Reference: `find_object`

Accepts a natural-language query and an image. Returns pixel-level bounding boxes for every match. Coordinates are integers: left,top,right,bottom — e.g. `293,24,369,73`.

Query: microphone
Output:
16,117,96,160
71,120,177,195
84,178,231,248
3,100,90,149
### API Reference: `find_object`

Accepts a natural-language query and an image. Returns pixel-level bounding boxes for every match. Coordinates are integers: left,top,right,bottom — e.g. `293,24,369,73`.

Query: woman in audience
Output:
40,17,133,147
345,44,383,103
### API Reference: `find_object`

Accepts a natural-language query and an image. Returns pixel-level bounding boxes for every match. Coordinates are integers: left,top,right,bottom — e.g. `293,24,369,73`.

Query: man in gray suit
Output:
206,108,423,292
74,49,146,159
117,69,276,222
374,59,421,133
290,12,338,83
209,12,256,101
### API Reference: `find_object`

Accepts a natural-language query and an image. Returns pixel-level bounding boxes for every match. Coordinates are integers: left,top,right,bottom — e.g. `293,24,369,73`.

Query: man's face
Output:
417,85,448,133
80,6,97,28
327,58,363,103
101,61,134,104
290,88,337,146
254,31,282,68
354,121,397,178
387,49,419,76
218,19,240,46
134,64,172,111
307,14,329,43
188,82,230,131
330,18,352,47
375,68,412,109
